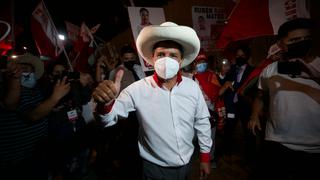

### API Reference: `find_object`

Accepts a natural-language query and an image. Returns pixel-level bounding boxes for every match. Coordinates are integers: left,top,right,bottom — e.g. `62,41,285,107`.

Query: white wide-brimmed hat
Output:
136,22,200,68
16,53,44,79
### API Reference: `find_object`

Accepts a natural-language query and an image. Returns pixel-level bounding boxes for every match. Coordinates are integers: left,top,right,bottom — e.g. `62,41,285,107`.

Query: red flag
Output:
216,0,310,49
70,22,99,72
31,1,63,58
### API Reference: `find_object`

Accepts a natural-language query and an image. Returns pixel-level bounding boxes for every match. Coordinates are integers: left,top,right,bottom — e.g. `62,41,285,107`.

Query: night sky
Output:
1,0,171,54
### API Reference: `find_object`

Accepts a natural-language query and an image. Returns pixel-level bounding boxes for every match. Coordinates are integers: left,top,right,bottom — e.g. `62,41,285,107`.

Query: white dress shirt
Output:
100,75,212,167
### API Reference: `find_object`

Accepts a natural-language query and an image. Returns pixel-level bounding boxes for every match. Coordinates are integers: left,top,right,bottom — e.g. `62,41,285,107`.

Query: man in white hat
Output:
93,22,212,180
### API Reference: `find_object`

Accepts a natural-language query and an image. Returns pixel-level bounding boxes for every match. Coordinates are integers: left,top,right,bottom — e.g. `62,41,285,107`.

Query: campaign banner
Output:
192,6,225,53
128,7,166,72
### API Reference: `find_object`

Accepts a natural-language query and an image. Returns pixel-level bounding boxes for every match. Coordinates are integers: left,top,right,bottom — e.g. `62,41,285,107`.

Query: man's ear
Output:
179,57,183,64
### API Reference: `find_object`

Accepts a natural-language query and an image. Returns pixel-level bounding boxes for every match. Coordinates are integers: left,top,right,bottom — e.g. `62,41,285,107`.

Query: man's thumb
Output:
114,69,124,86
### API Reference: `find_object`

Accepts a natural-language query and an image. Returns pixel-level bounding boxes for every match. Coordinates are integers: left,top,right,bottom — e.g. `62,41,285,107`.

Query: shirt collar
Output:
152,71,182,87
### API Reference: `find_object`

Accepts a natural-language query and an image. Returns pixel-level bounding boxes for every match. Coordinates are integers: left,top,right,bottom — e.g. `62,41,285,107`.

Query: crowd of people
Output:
0,17,319,180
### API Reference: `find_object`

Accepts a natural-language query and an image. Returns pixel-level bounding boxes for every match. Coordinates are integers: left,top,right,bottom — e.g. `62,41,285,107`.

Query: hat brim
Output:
136,23,200,68
16,53,44,79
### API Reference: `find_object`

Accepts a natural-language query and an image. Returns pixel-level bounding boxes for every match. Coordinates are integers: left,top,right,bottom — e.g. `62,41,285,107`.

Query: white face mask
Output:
21,72,37,88
154,57,180,79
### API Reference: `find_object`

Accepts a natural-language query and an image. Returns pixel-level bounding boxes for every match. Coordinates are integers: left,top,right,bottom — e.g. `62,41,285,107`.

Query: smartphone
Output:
66,71,80,80
277,61,302,76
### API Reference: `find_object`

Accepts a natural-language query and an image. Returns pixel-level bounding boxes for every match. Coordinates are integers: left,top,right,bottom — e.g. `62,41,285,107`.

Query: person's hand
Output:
223,81,234,91
248,114,261,136
92,69,124,104
219,81,234,95
200,162,210,180
51,77,71,101
6,61,22,79
80,72,94,87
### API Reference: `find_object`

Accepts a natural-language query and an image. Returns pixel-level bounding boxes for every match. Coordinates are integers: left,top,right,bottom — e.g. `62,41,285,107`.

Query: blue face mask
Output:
21,72,37,88
196,63,208,73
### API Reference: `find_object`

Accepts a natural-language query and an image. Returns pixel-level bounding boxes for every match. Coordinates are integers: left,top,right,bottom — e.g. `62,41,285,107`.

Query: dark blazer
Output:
223,63,254,118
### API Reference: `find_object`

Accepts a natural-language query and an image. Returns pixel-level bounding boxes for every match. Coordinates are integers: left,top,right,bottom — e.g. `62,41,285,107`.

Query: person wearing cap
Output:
250,18,320,180
93,22,212,180
0,53,70,179
193,54,222,169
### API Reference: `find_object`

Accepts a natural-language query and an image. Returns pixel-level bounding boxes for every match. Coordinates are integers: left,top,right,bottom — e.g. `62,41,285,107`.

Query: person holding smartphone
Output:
250,18,320,180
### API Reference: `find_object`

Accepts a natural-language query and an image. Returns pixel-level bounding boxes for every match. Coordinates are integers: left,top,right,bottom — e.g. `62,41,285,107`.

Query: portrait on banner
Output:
128,7,166,72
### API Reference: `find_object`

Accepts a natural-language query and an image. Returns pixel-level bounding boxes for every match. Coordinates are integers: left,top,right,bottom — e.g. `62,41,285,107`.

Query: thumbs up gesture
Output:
93,69,124,104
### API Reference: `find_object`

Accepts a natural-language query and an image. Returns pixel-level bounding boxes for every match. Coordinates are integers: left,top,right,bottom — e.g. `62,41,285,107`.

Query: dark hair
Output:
152,40,184,57
277,18,314,39
235,45,251,57
47,59,68,75
120,44,136,56
140,8,149,14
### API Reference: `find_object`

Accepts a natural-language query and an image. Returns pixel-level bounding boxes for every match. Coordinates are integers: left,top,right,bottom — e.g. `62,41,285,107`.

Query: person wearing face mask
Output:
109,44,145,91
193,54,223,168
96,45,146,179
250,18,320,180
39,58,96,180
220,45,255,166
0,53,70,180
92,22,212,180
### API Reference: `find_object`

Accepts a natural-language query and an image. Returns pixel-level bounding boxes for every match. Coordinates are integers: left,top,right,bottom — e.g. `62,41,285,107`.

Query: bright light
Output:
222,59,229,65
23,46,27,50
58,34,65,41
11,55,18,59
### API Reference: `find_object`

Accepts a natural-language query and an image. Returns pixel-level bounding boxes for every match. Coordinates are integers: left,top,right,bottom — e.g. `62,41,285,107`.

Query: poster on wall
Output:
128,7,166,72
192,6,225,53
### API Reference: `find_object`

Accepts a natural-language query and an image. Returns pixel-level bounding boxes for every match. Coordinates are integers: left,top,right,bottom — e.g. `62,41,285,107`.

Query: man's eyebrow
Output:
290,37,303,41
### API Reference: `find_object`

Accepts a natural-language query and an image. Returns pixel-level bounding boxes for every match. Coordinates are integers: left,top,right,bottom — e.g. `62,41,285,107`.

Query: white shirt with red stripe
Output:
98,74,212,167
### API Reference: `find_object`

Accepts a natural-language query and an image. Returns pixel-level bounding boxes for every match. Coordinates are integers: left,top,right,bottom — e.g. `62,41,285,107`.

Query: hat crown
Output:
160,22,178,27
136,21,200,68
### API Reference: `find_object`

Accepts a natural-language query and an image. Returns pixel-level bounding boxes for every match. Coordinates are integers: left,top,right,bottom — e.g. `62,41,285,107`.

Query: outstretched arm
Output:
270,75,320,104
24,77,70,122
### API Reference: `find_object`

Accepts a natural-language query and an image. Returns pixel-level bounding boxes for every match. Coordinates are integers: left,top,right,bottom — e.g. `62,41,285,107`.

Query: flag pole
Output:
84,24,99,48
225,0,240,23
10,0,15,51
41,0,74,71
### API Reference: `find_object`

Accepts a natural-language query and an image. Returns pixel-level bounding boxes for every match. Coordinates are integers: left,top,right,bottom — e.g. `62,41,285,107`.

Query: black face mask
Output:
124,61,135,70
286,39,312,59
235,57,248,66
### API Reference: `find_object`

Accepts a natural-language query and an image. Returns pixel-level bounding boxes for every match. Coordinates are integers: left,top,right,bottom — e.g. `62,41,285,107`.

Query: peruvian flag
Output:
69,22,99,72
216,0,310,49
31,1,63,58
65,21,80,42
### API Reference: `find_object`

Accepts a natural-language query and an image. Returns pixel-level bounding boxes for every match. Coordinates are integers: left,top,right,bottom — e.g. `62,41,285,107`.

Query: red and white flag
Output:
69,22,100,72
216,0,310,49
31,1,63,58
65,21,80,42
